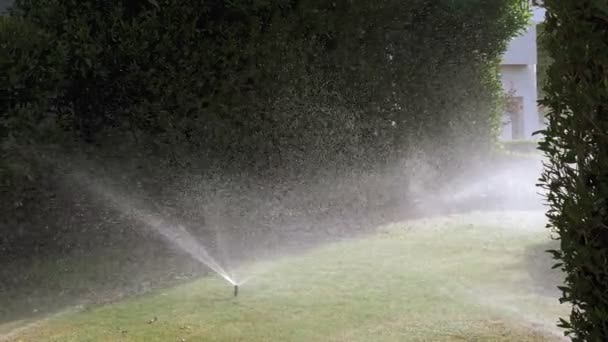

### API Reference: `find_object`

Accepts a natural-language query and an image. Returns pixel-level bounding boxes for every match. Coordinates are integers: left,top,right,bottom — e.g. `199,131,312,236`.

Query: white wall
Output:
500,65,540,139
503,26,537,66
533,6,546,24
499,6,545,141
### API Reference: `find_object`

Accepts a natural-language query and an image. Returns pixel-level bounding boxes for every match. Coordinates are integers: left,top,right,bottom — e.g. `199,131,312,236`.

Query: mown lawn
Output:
5,211,567,341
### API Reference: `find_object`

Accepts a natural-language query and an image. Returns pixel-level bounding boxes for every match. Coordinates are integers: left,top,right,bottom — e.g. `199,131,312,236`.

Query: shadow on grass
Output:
521,239,564,299
0,203,419,329
0,241,210,328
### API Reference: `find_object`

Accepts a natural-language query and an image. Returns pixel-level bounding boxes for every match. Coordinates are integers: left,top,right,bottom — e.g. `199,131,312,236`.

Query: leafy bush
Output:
537,0,608,340
0,15,66,249
536,22,552,101
1,1,529,256
4,0,529,170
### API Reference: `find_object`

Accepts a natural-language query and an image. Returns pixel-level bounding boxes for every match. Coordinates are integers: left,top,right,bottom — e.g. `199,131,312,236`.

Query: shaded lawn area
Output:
4,211,567,341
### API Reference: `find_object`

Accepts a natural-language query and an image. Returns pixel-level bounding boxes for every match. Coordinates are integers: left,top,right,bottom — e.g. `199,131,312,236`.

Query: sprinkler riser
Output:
234,285,238,297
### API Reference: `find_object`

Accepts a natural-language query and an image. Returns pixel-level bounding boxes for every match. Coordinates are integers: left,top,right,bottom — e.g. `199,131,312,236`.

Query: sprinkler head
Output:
233,284,238,297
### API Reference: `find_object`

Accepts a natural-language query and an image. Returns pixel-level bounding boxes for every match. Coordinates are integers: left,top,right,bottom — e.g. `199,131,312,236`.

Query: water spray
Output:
69,174,245,296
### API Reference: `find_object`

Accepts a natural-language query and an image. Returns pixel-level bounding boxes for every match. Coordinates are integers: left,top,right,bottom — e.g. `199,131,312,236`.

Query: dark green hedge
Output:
1,1,528,255
2,0,528,169
537,0,608,340
536,22,552,101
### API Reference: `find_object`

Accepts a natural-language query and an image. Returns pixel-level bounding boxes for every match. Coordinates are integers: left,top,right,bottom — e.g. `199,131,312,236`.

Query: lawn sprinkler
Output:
233,284,239,297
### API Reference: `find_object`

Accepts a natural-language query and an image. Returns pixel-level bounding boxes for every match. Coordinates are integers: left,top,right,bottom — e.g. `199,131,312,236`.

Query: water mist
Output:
69,171,242,292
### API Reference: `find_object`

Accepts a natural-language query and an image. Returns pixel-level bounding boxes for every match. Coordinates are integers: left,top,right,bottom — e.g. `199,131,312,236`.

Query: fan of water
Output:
73,173,244,287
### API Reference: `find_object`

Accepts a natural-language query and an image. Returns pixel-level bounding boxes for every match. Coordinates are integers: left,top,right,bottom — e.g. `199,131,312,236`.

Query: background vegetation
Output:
0,0,528,253
538,0,608,340
535,22,551,102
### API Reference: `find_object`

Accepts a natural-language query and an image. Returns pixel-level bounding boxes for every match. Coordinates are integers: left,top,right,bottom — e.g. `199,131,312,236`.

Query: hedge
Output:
1,1,528,255
537,0,608,340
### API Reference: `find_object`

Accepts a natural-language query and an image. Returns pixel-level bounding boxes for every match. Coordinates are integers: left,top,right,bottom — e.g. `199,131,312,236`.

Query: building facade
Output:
499,6,546,141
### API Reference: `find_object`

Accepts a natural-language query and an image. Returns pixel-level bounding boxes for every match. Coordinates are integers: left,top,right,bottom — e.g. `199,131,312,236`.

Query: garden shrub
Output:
0,15,67,254
537,0,608,340
1,0,528,255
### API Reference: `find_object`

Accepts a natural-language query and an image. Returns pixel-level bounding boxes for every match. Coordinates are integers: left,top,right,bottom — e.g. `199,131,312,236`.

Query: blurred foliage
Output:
536,22,552,101
537,0,608,340
501,139,541,155
0,1,528,256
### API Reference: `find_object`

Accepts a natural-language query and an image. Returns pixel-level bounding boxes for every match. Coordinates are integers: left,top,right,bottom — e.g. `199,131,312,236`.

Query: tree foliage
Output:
537,0,608,340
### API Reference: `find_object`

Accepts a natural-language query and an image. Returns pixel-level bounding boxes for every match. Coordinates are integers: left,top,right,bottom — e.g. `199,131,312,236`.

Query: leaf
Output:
147,0,160,9
592,0,608,16
546,249,562,259
532,129,545,136
563,150,577,164
557,317,572,329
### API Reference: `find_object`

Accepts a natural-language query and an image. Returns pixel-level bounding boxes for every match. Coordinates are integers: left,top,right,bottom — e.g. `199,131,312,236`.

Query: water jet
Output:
77,177,241,287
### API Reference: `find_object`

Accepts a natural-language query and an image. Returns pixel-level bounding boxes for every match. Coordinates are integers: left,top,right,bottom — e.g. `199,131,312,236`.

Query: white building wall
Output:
500,64,540,139
499,7,545,141
503,25,537,66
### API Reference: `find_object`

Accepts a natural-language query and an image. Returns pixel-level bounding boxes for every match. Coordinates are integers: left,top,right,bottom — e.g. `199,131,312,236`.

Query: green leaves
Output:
147,0,159,9
5,0,525,173
0,0,529,255
592,0,608,16
539,0,608,340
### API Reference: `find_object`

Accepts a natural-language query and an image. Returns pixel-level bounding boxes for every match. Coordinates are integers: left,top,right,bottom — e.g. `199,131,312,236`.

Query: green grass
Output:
5,211,567,341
